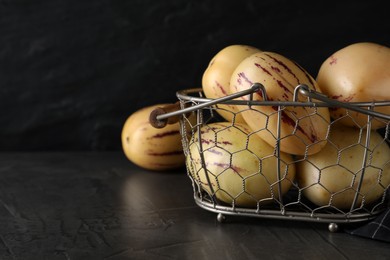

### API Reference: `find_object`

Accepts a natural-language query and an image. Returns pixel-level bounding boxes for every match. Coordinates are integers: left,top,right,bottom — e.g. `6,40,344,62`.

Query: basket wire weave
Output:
158,84,390,231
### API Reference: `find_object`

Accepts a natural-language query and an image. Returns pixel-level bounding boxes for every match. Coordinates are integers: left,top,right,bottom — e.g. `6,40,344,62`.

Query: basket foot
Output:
217,213,226,223
328,223,339,232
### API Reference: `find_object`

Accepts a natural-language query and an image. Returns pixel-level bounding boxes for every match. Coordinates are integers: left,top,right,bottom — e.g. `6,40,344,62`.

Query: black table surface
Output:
0,152,389,260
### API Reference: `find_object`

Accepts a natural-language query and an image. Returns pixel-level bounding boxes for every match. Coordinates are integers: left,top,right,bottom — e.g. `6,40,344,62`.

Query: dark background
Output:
0,0,389,151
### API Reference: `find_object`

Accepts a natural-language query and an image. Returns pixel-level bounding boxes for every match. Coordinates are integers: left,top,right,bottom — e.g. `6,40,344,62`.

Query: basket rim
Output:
176,87,390,108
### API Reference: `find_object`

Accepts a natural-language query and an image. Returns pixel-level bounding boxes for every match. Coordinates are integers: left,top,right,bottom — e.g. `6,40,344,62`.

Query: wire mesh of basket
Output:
152,83,390,232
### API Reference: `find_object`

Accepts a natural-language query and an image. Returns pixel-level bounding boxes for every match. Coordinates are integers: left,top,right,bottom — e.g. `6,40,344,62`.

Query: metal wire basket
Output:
151,83,390,232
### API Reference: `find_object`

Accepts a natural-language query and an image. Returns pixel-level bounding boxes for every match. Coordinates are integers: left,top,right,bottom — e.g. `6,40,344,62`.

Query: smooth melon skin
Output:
316,42,390,129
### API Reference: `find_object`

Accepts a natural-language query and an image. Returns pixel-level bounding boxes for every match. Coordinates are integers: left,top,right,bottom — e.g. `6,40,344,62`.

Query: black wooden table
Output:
0,152,388,259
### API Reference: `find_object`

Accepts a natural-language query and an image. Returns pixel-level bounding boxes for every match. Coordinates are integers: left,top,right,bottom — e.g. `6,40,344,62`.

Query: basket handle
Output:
149,83,264,128
149,102,183,128
150,84,390,128
295,84,390,121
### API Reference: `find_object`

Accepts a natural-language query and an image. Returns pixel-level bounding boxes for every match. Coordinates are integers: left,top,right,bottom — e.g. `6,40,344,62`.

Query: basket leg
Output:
217,213,226,223
328,223,339,232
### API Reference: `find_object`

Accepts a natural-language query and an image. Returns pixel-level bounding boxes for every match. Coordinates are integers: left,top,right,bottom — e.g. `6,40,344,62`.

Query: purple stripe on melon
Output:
333,94,355,102
329,55,337,65
254,63,272,76
230,164,250,174
211,162,249,174
271,106,318,143
149,130,180,139
276,79,292,95
214,122,232,128
271,66,281,73
332,94,343,99
215,80,228,95
200,138,214,145
201,139,233,146
265,53,316,90
253,62,293,97
213,162,230,169
282,111,317,142
200,127,216,135
264,53,300,84
237,72,253,85
292,60,316,88
147,150,183,156
197,179,215,187
208,148,223,156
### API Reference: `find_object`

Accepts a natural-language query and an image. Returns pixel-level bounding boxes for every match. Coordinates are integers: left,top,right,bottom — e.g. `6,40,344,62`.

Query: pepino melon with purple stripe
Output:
202,44,261,122
121,104,189,171
187,122,296,207
230,51,331,156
